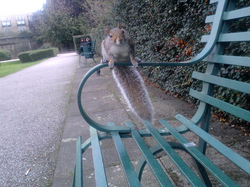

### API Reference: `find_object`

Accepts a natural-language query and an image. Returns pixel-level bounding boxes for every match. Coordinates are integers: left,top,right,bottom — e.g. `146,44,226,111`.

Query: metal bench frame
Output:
73,0,250,186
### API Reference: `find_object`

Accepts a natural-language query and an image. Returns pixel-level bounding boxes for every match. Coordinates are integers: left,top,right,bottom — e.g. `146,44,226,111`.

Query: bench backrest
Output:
91,38,96,54
190,0,250,126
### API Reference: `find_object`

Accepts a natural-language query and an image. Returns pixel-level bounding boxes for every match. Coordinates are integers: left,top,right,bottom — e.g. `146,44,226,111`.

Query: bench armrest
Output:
77,64,131,133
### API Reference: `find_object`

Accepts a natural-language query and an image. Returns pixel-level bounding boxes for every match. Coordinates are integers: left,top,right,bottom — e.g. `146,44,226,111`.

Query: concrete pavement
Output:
0,59,19,63
0,52,78,186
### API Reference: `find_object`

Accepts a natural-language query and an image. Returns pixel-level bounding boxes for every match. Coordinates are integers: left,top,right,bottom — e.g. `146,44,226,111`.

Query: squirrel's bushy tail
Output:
112,66,154,124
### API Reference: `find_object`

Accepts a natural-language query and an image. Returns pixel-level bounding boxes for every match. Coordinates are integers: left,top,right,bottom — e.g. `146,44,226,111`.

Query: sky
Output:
0,0,47,17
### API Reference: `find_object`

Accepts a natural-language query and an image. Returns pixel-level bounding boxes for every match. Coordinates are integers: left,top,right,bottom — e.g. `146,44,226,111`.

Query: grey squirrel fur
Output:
101,23,154,123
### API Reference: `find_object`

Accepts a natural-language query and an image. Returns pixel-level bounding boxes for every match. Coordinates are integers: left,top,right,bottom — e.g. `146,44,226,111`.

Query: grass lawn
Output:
0,59,47,78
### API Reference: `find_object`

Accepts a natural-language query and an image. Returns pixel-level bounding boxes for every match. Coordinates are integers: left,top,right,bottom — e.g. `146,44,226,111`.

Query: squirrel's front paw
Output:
109,60,114,69
132,59,138,68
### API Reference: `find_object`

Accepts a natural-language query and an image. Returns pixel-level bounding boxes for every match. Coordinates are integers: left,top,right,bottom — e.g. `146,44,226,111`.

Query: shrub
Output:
52,48,59,56
29,49,53,61
0,50,11,61
18,51,33,63
18,48,59,63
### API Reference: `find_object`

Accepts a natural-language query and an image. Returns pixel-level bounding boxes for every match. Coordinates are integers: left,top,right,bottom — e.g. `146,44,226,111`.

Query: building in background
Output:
0,13,33,33
0,13,40,59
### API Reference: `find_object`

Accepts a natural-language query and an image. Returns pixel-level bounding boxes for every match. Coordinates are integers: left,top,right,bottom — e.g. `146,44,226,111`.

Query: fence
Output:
0,36,40,59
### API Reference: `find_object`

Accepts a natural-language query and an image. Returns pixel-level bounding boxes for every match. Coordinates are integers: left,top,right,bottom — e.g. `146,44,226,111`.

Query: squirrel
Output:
101,22,154,124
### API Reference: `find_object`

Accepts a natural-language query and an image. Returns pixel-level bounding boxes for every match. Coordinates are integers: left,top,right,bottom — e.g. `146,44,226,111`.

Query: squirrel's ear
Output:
117,22,122,29
104,27,110,35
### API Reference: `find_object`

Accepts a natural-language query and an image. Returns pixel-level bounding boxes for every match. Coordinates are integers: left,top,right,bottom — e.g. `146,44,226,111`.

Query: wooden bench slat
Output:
125,121,174,187
143,121,206,187
90,127,108,186
210,0,219,4
96,127,188,141
108,123,142,187
205,15,215,23
111,132,142,187
192,72,250,94
206,7,250,23
159,119,240,187
204,55,250,67
218,32,250,42
174,115,250,175
135,143,191,181
190,89,250,122
201,32,250,43
223,6,250,20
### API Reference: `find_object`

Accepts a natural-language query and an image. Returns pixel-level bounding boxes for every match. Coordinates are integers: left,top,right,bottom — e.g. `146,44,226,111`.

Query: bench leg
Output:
192,160,212,187
92,57,97,64
72,137,92,187
196,109,212,187
73,136,83,187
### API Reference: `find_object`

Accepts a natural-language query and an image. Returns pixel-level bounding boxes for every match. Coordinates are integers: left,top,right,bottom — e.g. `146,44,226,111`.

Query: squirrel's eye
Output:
122,30,124,34
110,35,113,38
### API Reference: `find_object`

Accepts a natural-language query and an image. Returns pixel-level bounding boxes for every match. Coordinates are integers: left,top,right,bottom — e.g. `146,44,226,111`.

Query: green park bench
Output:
73,0,250,186
79,38,97,68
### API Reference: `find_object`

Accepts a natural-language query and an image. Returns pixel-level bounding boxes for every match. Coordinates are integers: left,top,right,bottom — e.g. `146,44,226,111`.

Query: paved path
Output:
0,59,19,63
0,52,78,186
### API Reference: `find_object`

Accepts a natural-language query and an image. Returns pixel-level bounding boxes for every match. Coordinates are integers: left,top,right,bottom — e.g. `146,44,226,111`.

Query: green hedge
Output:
0,50,11,61
29,48,59,61
97,0,250,124
18,48,59,63
18,50,33,63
